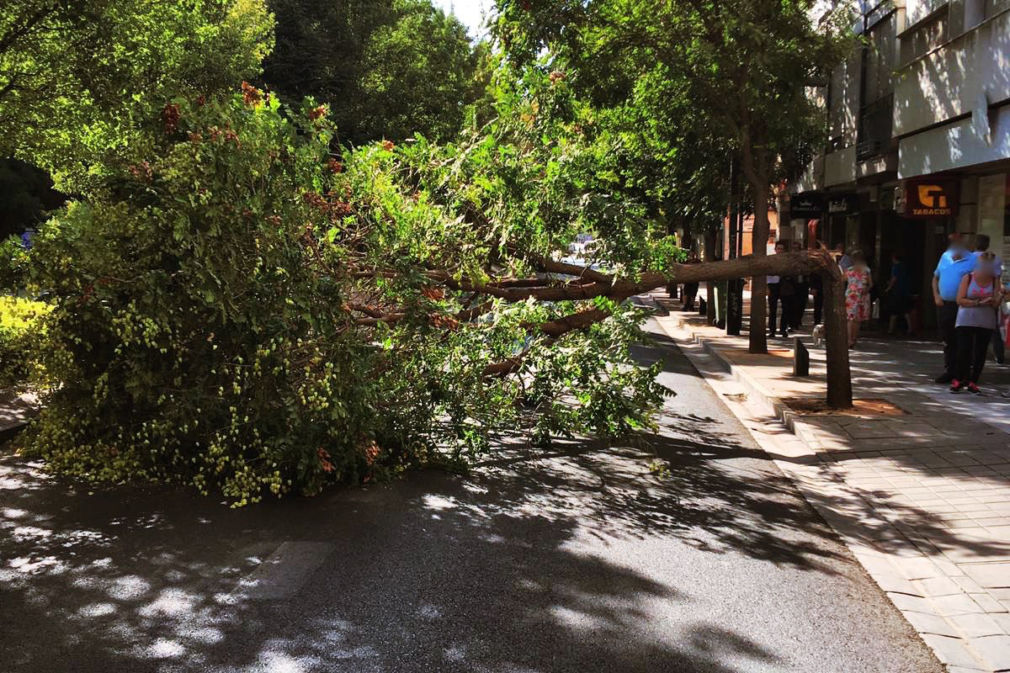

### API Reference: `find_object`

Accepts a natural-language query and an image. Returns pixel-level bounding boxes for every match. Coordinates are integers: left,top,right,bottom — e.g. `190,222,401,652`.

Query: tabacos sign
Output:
905,180,957,218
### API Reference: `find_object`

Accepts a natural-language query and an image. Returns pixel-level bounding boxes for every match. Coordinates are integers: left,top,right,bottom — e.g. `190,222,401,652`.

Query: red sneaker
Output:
967,382,981,395
950,379,964,393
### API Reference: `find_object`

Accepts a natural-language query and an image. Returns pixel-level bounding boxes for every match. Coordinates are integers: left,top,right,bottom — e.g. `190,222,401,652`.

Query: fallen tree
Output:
3,90,851,503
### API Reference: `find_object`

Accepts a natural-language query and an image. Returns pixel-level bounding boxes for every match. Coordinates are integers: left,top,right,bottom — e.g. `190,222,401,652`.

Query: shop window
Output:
977,173,1008,262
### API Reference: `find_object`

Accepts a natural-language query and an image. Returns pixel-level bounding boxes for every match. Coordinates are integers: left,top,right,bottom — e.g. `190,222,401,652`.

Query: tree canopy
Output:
0,0,274,189
264,0,481,145
495,0,853,352
0,2,854,503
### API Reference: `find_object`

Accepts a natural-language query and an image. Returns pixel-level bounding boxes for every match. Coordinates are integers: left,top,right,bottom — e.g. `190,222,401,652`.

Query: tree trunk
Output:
747,179,770,354
821,268,853,408
704,228,716,324
420,249,855,408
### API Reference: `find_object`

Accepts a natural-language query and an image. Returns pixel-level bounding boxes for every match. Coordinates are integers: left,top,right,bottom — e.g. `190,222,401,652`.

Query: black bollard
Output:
794,337,810,377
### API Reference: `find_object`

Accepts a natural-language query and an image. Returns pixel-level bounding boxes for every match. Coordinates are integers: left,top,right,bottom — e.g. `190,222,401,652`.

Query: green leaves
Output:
11,57,683,503
0,0,274,192
263,0,481,146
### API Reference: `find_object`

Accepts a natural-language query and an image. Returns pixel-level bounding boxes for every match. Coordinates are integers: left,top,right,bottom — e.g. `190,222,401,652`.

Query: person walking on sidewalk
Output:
681,251,701,311
933,235,976,383
844,250,872,348
951,252,1004,393
885,252,913,335
767,241,793,338
834,243,853,271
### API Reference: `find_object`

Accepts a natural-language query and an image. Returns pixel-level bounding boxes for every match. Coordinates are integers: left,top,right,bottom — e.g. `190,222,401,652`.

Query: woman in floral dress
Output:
844,250,873,348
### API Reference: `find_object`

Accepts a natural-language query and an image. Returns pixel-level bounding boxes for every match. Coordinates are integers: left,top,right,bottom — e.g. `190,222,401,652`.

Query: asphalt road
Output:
0,320,943,673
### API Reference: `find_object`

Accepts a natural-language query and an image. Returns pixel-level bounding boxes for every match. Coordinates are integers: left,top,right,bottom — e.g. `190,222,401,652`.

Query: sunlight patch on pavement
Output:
422,494,458,510
146,638,186,659
77,602,117,618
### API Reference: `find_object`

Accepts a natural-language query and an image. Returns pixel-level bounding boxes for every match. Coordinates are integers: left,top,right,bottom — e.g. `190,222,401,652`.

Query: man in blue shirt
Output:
933,236,976,382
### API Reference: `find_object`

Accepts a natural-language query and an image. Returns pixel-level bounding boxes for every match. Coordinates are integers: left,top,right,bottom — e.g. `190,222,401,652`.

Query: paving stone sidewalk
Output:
654,294,1010,673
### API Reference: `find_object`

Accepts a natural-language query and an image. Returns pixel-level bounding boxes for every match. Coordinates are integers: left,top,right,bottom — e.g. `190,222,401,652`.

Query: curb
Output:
655,309,1005,673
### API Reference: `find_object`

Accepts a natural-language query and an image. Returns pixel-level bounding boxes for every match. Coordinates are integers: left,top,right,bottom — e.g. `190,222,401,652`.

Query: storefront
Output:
894,178,960,328
977,172,1010,273
786,192,824,246
826,193,860,252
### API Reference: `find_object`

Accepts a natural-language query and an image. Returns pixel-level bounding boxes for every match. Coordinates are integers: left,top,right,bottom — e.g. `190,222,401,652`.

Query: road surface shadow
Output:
0,444,795,673
0,325,944,672
1,411,944,673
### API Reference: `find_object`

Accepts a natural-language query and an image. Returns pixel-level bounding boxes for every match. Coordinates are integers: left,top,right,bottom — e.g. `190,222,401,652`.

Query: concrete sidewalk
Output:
654,293,1010,672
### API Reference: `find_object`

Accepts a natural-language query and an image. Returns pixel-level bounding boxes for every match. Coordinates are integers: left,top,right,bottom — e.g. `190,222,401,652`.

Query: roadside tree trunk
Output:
740,129,770,355
748,187,770,354
704,227,717,324
821,266,853,408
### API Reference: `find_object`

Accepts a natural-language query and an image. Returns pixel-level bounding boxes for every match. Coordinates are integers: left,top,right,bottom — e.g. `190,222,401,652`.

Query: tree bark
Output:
353,250,854,408
821,266,853,408
703,227,716,324
739,127,770,355
746,183,769,354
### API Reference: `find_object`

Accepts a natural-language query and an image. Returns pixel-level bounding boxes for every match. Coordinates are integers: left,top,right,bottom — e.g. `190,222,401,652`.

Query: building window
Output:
900,10,948,65
984,0,1010,19
828,50,860,150
858,12,897,160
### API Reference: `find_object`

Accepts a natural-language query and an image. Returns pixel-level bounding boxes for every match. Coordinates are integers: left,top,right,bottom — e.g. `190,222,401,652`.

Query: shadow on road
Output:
0,442,794,673
0,326,944,672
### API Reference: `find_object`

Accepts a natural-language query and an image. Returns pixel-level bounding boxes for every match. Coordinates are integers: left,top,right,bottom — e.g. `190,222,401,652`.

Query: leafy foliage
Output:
0,295,50,390
12,87,671,504
494,0,853,351
357,0,484,143
263,0,481,145
0,0,274,190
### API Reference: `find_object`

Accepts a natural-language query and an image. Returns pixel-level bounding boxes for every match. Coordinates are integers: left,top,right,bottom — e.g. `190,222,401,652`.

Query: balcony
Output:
857,94,895,161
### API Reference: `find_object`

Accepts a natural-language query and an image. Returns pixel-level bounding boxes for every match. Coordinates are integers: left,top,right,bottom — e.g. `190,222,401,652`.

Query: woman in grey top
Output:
952,252,1004,394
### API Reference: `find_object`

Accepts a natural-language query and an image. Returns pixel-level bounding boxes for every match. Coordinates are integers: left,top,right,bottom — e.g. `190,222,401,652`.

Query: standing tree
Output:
494,0,852,356
0,0,274,191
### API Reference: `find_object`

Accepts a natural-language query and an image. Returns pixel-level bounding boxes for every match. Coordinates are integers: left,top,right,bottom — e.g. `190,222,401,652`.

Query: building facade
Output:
788,0,1010,325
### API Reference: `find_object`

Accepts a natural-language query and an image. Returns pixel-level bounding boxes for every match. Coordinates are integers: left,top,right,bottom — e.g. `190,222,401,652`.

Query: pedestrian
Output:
885,252,913,335
810,272,824,326
932,235,976,383
845,250,872,348
951,252,1005,393
792,239,809,330
974,234,1005,364
767,241,793,338
834,243,853,271
681,251,701,311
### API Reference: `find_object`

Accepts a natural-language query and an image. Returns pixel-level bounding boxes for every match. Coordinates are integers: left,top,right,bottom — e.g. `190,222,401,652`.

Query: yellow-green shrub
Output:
0,295,51,389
